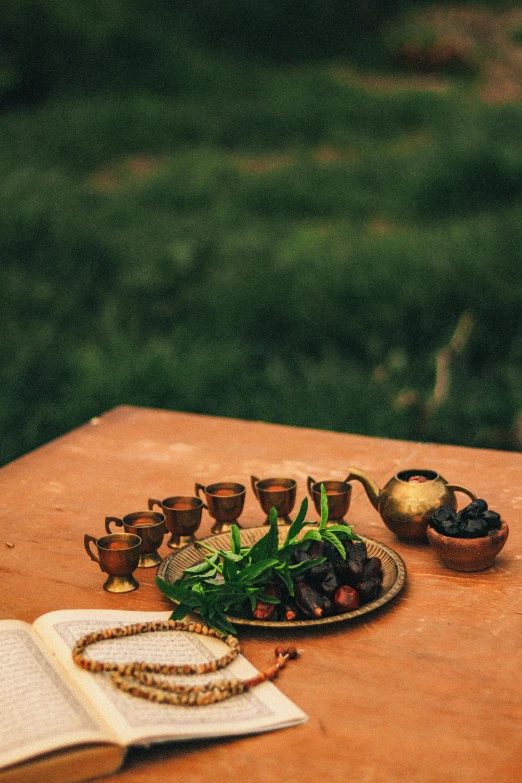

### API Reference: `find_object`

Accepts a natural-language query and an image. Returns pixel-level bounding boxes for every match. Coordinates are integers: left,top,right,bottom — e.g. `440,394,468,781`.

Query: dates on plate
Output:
282,538,384,621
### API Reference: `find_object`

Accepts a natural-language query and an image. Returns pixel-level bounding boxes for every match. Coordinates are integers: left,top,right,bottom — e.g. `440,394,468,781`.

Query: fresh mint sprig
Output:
156,484,360,634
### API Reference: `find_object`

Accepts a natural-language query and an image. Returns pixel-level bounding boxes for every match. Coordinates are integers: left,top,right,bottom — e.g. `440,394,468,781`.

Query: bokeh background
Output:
2,0,522,466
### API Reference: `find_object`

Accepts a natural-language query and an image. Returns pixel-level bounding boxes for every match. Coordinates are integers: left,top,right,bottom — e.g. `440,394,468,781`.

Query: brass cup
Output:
251,476,297,526
307,476,352,525
195,482,246,535
84,533,142,593
105,512,166,567
148,496,205,550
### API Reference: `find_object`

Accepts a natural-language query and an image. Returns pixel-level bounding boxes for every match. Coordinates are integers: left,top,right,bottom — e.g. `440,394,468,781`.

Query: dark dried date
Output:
333,558,363,587
334,585,360,612
251,537,382,623
356,578,381,603
253,583,280,620
253,599,276,620
295,582,325,618
282,599,299,621
362,557,383,581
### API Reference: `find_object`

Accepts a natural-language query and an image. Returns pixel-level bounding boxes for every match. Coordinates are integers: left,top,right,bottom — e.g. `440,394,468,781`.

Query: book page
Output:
0,621,117,771
33,610,307,748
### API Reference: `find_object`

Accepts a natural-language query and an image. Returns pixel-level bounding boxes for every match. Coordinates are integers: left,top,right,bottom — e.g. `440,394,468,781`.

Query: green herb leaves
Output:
156,484,359,634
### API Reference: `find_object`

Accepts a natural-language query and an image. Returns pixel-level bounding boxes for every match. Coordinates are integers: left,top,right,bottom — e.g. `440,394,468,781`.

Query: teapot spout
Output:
346,467,380,510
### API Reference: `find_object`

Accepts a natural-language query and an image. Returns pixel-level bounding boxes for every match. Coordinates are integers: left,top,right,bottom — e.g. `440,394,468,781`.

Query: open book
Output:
0,609,307,783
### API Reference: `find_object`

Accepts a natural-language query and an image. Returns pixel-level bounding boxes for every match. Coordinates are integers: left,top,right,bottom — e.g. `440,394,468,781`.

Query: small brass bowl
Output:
426,521,509,572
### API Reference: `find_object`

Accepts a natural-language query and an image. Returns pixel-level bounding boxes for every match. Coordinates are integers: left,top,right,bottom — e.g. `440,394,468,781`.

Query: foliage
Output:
0,3,522,465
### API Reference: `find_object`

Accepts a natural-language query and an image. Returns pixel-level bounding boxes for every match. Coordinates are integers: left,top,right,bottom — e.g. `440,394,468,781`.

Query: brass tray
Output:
157,526,407,629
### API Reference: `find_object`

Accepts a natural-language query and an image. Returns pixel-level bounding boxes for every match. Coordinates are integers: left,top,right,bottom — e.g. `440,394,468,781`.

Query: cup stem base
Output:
211,520,242,535
103,574,139,593
138,551,163,567
167,534,196,550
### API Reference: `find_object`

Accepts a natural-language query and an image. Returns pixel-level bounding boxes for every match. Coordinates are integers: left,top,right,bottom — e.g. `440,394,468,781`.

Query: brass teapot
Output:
346,467,476,542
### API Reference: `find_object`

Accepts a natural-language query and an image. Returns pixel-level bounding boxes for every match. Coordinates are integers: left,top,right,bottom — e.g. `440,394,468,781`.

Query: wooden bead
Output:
73,618,296,707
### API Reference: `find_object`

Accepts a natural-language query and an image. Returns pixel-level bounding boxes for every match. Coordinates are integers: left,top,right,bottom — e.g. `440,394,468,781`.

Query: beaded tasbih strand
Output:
72,618,298,706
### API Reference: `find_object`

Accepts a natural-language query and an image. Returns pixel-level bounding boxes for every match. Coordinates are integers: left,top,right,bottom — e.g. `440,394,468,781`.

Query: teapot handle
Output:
446,484,476,506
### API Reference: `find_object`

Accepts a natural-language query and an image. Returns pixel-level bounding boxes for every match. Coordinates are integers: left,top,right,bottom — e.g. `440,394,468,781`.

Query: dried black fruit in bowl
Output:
348,539,369,565
307,540,325,559
465,499,488,519
308,560,331,582
460,518,488,538
483,510,501,530
432,505,457,525
439,518,461,537
282,599,299,621
321,596,334,616
429,498,501,539
323,539,343,563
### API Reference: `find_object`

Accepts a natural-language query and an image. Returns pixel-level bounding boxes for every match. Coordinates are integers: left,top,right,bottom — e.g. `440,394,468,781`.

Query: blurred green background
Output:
2,0,522,465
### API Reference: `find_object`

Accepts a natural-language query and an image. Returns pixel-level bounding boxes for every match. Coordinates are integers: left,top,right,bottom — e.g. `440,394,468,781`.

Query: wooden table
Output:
1,406,521,783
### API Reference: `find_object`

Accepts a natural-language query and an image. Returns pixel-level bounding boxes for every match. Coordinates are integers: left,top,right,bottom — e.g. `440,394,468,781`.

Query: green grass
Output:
1,4,522,464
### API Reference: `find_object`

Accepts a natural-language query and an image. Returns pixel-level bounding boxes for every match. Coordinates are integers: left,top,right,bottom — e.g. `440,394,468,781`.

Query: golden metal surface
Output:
195,482,246,535
105,511,165,567
251,476,296,525
157,526,406,629
101,574,140,592
148,496,204,549
307,475,352,525
346,467,476,542
84,532,142,592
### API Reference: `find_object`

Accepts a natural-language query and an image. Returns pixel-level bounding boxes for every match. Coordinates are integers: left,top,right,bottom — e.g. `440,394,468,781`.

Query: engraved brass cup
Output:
195,482,246,535
307,476,352,525
148,496,205,550
105,511,165,567
251,476,297,526
84,533,142,593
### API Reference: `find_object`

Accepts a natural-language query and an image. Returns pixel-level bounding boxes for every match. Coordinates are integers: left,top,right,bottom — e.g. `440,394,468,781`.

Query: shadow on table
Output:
124,734,242,771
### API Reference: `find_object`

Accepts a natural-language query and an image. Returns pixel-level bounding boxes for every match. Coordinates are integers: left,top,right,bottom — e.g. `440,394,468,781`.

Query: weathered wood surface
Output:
1,406,520,783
